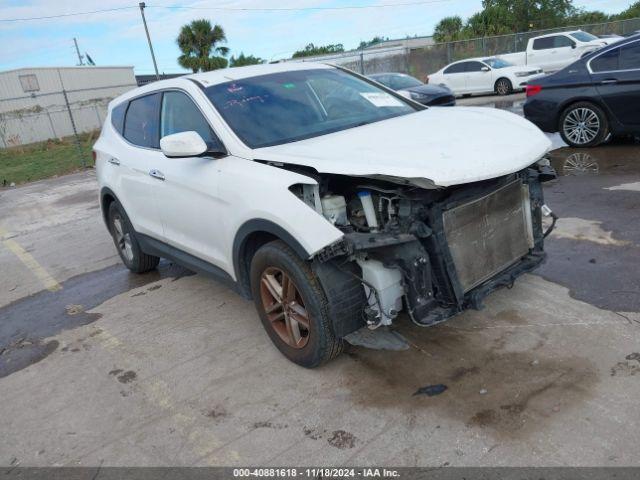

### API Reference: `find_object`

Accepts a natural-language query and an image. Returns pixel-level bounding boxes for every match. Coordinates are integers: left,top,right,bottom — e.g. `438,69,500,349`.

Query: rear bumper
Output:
523,99,559,132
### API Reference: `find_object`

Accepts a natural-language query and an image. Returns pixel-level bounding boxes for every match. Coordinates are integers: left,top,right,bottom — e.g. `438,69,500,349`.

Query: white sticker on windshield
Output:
360,92,404,107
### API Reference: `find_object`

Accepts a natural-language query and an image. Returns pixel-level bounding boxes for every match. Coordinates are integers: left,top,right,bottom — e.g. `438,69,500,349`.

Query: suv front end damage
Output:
295,162,557,334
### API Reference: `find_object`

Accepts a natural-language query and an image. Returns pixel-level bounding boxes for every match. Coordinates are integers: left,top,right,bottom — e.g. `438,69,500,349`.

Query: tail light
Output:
92,150,97,163
526,84,542,97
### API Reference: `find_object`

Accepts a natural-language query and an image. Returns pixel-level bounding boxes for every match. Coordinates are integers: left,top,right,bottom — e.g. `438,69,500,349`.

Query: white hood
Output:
252,107,551,188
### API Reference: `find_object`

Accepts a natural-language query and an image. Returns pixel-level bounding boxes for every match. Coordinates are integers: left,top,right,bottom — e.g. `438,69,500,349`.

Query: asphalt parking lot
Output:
1,93,639,467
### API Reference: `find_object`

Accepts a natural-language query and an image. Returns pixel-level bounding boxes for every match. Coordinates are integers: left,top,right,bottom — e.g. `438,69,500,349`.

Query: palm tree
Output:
177,19,229,73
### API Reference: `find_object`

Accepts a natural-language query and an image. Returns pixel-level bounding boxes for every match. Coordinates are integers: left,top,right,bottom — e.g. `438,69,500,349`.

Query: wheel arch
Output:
100,187,119,227
233,219,311,299
494,77,512,92
556,97,610,131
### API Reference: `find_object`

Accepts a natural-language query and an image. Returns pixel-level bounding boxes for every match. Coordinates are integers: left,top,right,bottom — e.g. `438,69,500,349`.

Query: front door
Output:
464,61,492,93
149,90,231,271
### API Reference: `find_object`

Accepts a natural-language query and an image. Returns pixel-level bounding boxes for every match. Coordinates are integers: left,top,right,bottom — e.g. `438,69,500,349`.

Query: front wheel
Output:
250,240,342,368
495,78,512,96
559,102,609,148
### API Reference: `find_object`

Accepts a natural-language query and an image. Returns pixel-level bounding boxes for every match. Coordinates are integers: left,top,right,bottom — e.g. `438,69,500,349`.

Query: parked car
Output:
524,34,640,148
94,63,555,368
428,57,545,96
368,72,456,106
498,30,620,73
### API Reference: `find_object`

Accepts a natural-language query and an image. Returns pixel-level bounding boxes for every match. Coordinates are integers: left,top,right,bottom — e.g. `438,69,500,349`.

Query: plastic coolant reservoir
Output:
320,194,347,225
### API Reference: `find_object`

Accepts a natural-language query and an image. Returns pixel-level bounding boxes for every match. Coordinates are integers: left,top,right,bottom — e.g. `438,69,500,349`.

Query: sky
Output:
0,0,635,74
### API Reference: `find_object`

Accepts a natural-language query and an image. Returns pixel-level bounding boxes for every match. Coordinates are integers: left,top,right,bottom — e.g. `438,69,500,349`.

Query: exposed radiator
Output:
443,179,534,293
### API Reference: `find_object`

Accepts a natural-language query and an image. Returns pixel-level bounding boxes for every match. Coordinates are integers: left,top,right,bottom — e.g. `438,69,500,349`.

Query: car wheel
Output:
559,102,609,148
250,240,342,368
108,201,159,273
495,78,512,96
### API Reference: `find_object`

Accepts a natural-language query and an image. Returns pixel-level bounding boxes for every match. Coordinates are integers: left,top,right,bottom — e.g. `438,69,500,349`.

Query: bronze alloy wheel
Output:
259,267,310,349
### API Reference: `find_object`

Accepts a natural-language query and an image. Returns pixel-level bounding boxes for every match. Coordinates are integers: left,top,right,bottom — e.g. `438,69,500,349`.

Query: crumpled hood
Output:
252,107,551,188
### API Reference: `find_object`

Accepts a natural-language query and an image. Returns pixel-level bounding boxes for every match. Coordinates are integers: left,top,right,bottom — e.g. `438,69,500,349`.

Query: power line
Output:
0,6,137,22
0,1,449,22
149,0,450,12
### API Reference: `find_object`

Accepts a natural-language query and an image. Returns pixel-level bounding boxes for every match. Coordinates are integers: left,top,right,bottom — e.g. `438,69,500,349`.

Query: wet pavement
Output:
1,96,639,467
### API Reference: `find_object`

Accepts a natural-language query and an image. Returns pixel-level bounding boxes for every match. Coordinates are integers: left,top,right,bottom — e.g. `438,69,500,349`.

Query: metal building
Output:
0,66,137,148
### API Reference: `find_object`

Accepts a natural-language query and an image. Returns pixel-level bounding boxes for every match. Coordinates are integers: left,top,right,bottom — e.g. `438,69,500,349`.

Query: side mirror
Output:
571,42,577,49
160,131,207,158
481,66,490,72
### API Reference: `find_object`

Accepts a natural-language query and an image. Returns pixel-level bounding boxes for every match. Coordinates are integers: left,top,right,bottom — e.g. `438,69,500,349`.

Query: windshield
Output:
205,68,417,148
376,74,423,90
482,58,513,69
570,31,598,42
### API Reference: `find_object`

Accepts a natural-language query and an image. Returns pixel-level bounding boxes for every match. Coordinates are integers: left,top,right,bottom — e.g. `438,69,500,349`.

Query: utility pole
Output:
73,37,84,65
139,2,159,80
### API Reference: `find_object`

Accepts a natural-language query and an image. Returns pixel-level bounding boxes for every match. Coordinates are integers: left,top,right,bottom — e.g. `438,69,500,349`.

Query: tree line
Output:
433,0,640,43
176,0,640,73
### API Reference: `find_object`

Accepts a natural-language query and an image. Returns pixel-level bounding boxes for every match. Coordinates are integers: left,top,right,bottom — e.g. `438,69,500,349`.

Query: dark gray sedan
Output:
368,72,456,106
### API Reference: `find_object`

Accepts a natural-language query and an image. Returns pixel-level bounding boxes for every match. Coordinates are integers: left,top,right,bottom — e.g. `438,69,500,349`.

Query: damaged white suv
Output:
95,63,556,368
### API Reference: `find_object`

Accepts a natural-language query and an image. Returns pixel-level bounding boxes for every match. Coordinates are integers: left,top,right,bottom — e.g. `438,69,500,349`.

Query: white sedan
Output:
428,57,545,96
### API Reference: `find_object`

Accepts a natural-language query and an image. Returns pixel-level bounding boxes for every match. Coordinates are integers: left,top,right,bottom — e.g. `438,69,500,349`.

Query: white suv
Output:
94,63,556,368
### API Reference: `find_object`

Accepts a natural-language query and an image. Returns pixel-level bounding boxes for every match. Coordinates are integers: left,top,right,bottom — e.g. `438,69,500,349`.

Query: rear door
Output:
442,63,467,93
529,36,560,71
590,40,640,127
111,93,164,239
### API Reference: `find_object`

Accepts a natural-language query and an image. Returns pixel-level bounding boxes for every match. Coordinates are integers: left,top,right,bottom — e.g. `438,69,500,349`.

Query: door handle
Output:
600,79,618,85
149,169,165,181
108,157,120,166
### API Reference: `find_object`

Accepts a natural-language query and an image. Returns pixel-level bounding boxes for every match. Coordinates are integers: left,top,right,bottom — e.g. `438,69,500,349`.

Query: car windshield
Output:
570,31,598,42
482,58,513,69
204,68,417,149
378,74,423,90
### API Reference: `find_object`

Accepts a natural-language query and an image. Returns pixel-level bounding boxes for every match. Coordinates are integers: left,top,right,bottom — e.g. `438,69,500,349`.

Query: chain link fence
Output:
0,81,136,186
289,16,640,80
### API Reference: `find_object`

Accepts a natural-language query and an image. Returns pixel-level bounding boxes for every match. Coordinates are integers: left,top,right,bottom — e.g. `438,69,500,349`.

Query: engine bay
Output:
288,162,557,335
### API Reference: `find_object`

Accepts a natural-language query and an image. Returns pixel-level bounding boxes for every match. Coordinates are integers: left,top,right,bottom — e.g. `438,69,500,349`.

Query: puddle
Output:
340,316,598,438
0,261,193,378
536,142,640,313
549,142,640,177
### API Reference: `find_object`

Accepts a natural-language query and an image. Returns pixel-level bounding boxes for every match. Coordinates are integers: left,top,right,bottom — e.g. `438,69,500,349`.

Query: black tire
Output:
107,201,159,273
559,101,609,148
250,240,342,368
495,78,512,96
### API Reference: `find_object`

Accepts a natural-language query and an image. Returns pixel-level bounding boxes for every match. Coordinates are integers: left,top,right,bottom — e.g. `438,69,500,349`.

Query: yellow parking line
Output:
0,227,62,292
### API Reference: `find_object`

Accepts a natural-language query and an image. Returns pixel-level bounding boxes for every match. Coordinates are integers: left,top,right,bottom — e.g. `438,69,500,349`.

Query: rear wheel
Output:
495,78,512,96
250,240,342,368
559,102,609,148
108,201,159,273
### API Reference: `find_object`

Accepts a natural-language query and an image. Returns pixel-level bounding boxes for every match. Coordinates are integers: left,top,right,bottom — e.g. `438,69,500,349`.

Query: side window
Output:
465,61,486,72
111,102,127,135
123,93,160,148
533,37,554,50
160,91,222,150
591,48,620,72
554,35,575,48
619,42,640,70
444,63,465,74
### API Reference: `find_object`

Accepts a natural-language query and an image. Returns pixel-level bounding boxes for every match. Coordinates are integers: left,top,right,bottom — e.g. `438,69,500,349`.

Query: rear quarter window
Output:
110,102,127,135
